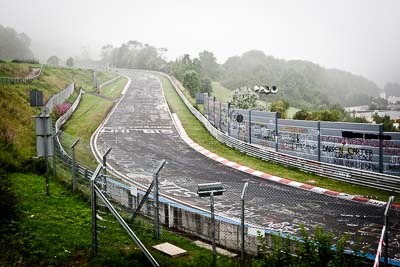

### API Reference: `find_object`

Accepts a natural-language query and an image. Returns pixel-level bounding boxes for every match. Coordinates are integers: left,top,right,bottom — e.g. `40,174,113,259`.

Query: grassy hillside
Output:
0,63,116,170
0,61,35,76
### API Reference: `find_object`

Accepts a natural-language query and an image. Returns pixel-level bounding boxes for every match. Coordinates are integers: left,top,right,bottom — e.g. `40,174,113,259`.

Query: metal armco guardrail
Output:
0,64,44,84
159,73,400,194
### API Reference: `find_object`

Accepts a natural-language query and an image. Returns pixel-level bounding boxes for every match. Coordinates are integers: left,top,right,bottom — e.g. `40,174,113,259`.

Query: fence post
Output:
71,138,80,192
379,124,384,173
249,110,252,144
211,192,216,267
317,121,321,162
275,112,279,152
52,131,60,177
213,97,216,126
219,101,222,130
53,132,58,177
42,108,50,196
91,177,98,255
90,165,102,256
384,196,394,267
227,103,231,136
102,147,112,196
153,160,166,240
241,182,249,267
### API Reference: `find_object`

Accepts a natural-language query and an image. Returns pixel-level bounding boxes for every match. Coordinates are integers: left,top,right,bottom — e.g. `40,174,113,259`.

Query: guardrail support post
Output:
379,124,384,173
71,138,80,192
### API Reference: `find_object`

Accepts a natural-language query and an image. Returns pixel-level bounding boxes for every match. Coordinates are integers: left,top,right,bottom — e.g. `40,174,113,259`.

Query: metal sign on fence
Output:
35,112,53,157
30,90,43,107
35,109,53,195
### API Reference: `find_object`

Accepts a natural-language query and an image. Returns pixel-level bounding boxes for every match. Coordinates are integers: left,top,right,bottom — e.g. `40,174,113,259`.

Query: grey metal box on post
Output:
35,114,54,157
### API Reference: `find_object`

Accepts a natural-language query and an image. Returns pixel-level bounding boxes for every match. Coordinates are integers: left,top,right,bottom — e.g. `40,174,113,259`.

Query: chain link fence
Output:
48,71,400,266
0,64,44,84
52,142,400,265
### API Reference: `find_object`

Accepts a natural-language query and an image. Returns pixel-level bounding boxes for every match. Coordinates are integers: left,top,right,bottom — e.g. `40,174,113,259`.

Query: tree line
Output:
0,25,34,61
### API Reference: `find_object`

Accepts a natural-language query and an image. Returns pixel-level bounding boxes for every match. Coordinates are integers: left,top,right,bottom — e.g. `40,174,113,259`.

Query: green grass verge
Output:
0,62,38,76
61,74,128,168
159,75,400,202
61,93,113,168
4,172,237,266
211,82,232,102
101,76,129,98
97,71,118,85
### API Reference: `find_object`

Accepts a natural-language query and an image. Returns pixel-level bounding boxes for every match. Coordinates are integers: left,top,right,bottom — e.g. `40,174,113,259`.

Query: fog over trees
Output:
219,50,380,109
0,25,34,60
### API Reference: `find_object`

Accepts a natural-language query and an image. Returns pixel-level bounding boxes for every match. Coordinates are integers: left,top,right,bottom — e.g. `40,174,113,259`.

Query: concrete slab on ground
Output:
152,242,187,258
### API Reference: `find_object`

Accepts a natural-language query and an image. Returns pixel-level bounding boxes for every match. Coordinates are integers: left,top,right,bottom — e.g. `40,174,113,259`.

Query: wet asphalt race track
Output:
95,70,399,259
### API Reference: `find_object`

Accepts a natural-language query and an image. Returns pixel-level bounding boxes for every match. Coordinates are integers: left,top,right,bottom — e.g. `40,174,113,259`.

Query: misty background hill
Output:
1,24,397,110
219,50,380,109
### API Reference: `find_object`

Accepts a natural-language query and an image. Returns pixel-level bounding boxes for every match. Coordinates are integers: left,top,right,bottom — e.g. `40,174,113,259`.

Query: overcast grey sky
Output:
0,0,399,86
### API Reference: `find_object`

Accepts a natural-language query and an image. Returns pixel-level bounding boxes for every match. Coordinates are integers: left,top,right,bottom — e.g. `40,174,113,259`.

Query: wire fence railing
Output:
0,64,44,84
47,70,400,266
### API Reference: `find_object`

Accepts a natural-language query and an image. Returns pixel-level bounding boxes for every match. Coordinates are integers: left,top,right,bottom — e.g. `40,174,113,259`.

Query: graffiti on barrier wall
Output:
252,123,276,143
322,145,373,161
278,127,318,154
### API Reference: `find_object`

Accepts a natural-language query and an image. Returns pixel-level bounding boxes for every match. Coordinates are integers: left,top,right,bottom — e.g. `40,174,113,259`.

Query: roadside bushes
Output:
253,225,368,267
54,103,71,118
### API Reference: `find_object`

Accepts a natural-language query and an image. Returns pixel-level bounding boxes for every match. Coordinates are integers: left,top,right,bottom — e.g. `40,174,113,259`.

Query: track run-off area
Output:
93,70,400,262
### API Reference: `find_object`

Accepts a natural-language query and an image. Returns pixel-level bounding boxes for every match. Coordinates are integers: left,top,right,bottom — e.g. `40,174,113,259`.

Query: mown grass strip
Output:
61,75,128,168
159,74,399,202
101,76,128,98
